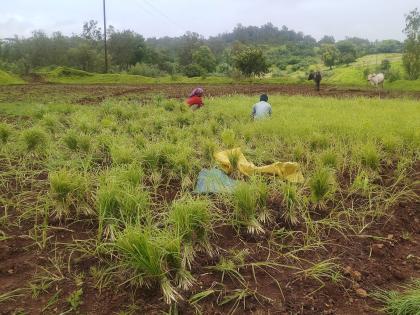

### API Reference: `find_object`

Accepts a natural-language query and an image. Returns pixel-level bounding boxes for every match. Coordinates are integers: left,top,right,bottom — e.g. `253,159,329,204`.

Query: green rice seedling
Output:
41,113,62,133
168,197,213,266
134,134,146,149
227,150,241,175
176,114,192,128
358,143,381,170
66,288,83,313
142,142,194,177
0,288,26,303
231,179,269,234
63,130,79,151
350,170,373,196
49,168,89,218
97,180,150,240
293,142,306,161
373,279,420,315
142,142,173,171
212,256,245,284
310,133,329,151
104,164,144,188
279,182,306,225
381,135,403,156
320,149,339,169
219,288,256,314
309,167,336,206
73,113,100,135
101,116,119,132
77,134,92,153
221,129,236,148
115,227,193,304
201,138,217,164
0,123,12,144
110,142,138,165
297,259,343,286
22,127,48,151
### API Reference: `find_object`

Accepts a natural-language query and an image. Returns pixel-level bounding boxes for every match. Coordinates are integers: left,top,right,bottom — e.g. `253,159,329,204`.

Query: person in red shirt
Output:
186,87,204,110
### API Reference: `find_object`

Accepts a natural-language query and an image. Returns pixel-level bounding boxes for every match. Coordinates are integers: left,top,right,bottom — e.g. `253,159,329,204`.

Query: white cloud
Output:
0,0,418,40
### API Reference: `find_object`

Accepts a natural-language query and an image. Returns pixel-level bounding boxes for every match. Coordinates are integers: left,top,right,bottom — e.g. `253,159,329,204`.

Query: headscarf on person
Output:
189,87,204,98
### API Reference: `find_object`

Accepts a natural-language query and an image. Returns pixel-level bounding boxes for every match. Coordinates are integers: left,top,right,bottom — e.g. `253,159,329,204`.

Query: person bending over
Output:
252,94,272,120
186,87,204,110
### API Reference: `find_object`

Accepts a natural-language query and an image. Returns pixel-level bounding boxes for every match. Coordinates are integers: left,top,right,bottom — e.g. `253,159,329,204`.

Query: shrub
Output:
387,68,401,82
127,63,163,77
22,128,48,151
184,63,206,78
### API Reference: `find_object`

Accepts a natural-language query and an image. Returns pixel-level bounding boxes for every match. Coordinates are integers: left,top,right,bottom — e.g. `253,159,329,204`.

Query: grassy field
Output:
1,53,420,92
0,88,419,314
0,69,25,85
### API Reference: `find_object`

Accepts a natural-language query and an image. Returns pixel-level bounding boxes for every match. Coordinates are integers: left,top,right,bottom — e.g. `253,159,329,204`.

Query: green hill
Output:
0,69,25,85
320,54,420,91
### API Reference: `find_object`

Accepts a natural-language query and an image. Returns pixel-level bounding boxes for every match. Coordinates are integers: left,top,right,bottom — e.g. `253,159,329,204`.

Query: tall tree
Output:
336,40,357,65
403,8,420,80
108,29,146,70
192,45,217,73
321,44,339,69
234,47,269,77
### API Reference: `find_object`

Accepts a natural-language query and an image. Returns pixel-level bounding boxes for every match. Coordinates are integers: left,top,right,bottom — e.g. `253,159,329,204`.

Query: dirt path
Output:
1,83,419,105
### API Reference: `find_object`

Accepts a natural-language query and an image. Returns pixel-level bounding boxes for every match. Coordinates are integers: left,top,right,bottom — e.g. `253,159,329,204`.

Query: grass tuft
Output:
374,280,420,315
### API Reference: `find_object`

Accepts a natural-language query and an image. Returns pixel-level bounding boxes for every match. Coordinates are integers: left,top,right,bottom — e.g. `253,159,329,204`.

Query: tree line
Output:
0,15,418,79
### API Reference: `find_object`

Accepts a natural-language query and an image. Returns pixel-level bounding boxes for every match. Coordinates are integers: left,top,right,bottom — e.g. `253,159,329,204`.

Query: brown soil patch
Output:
1,83,419,105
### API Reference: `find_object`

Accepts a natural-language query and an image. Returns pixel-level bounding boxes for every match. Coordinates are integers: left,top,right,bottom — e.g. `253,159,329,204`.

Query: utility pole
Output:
103,0,108,73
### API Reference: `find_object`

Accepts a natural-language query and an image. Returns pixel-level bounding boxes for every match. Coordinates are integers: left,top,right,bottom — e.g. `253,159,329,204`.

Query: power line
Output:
142,0,185,32
133,0,186,35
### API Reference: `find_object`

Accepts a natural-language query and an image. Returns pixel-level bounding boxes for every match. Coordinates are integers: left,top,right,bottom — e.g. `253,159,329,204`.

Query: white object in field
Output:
367,73,385,87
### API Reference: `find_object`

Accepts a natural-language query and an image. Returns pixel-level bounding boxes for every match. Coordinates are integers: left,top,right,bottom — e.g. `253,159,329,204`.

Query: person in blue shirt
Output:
251,94,272,120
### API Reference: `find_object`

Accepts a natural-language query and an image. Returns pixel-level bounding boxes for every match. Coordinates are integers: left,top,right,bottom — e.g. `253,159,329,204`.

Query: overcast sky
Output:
0,0,418,41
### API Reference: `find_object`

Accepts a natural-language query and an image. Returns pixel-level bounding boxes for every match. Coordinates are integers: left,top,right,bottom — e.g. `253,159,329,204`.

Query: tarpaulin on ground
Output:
214,148,304,183
194,168,238,194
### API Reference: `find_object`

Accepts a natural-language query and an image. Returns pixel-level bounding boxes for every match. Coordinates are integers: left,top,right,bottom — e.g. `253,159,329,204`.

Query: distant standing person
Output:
252,94,272,120
186,87,204,110
308,71,322,91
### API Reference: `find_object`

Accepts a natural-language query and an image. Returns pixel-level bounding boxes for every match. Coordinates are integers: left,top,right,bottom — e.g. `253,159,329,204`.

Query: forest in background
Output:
0,21,404,78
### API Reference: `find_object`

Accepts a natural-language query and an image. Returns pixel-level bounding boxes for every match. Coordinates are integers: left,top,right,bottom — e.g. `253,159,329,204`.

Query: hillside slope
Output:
0,69,25,85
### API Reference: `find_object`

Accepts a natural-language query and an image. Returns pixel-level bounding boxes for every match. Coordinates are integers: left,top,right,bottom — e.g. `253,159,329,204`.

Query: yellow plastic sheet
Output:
214,148,304,183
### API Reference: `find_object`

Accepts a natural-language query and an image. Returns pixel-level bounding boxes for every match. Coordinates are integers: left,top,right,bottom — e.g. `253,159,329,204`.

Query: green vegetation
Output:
0,91,418,313
0,69,24,85
374,280,420,315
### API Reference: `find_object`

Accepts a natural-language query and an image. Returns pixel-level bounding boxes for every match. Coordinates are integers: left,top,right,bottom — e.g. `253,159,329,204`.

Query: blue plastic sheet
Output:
194,168,238,194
